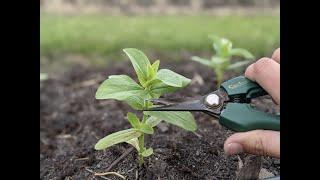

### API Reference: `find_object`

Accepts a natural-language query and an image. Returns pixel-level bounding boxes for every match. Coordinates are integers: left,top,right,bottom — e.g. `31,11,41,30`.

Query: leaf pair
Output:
126,137,153,157
95,75,150,110
209,35,254,59
126,138,153,157
123,48,191,90
126,108,197,137
127,112,154,134
95,128,141,150
144,111,196,132
209,35,233,58
123,48,155,87
95,115,162,151
96,48,191,110
123,48,191,89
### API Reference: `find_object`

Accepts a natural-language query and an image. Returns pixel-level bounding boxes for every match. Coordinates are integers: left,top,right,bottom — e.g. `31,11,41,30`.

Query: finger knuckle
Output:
252,131,267,155
253,58,273,74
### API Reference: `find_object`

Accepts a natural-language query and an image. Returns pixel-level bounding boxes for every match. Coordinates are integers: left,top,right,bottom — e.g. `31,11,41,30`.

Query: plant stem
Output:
137,100,150,166
142,99,149,123
215,69,223,87
138,133,144,165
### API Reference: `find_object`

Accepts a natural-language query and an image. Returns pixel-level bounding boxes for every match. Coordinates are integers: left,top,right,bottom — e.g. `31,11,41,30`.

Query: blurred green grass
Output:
41,14,279,61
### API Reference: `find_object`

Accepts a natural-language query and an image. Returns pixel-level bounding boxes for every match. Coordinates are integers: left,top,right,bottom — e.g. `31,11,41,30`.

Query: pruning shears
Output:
143,76,280,132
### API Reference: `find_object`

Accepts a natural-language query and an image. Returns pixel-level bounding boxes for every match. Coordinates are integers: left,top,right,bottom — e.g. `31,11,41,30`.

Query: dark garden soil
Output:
40,60,280,180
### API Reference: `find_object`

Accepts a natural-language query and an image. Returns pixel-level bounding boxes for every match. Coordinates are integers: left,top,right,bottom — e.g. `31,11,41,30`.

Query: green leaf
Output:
146,116,162,127
138,123,154,134
230,48,254,59
156,69,191,87
191,56,212,67
126,138,140,151
127,113,154,134
144,111,196,131
209,35,224,54
95,75,143,100
227,60,251,70
143,60,160,87
123,48,152,86
219,38,233,57
149,80,183,98
95,75,150,110
95,129,141,150
141,148,153,157
150,60,160,78
126,93,151,110
127,112,140,128
211,57,230,69
209,35,232,57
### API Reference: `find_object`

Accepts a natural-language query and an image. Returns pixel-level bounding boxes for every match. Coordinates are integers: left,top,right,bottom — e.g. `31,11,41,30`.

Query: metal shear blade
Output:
145,99,205,111
144,97,221,118
146,98,185,106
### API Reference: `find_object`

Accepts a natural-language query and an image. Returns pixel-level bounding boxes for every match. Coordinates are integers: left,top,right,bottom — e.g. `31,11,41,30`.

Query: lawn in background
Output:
41,14,279,64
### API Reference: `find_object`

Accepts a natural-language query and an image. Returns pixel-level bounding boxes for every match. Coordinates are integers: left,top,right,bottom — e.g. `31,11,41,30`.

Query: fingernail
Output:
225,143,243,155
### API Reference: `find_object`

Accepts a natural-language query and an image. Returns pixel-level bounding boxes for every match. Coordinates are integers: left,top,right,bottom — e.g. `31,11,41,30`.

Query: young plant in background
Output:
95,48,196,165
191,35,254,87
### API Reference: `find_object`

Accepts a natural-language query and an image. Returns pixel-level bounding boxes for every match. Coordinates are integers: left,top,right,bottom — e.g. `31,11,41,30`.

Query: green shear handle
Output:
219,76,280,132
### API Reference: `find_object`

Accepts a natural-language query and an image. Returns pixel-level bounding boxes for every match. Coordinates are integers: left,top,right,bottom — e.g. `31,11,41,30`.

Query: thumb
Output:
224,130,280,158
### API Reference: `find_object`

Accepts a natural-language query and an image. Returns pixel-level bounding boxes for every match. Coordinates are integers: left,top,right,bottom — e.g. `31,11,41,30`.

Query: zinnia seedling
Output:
95,48,196,165
191,35,254,87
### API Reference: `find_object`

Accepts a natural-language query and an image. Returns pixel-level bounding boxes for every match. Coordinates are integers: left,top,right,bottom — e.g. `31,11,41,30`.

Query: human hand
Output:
224,48,280,158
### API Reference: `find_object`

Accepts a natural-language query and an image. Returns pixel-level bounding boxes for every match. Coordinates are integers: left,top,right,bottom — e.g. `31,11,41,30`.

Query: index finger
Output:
245,58,280,104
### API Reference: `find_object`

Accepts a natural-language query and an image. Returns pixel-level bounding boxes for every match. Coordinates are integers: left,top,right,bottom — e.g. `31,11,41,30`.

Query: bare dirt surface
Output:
40,60,280,180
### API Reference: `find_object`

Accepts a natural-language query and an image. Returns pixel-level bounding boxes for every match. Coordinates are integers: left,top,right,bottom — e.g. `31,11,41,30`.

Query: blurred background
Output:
40,0,279,74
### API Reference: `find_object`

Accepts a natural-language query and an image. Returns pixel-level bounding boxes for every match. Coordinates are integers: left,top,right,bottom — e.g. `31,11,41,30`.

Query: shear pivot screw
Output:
205,94,220,107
